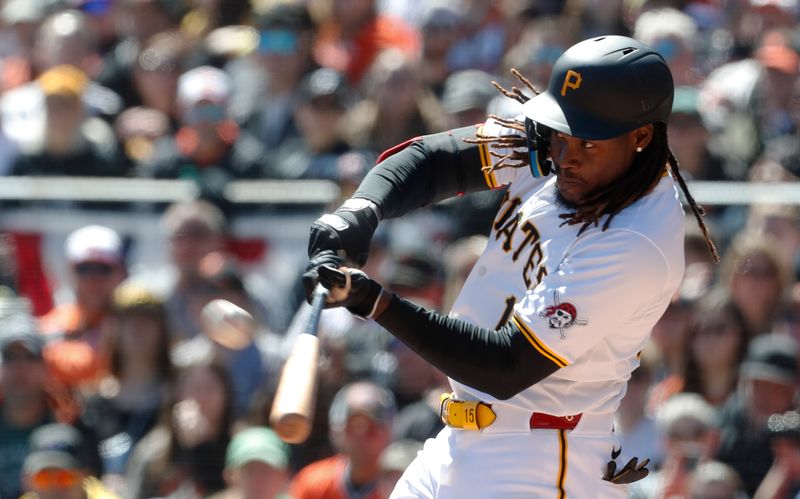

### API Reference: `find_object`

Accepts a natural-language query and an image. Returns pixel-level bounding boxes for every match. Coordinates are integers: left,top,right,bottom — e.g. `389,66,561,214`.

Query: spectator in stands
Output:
113,106,171,168
130,31,186,123
76,282,172,483
10,65,123,177
441,235,487,314
736,0,800,51
688,460,746,499
716,334,799,496
633,8,702,86
211,426,291,499
682,292,752,405
171,251,267,418
753,410,800,499
77,0,117,58
290,380,396,499
347,50,445,155
438,69,507,237
0,9,122,156
630,393,721,499
0,315,60,499
743,145,800,276
416,1,462,95
125,359,234,498
0,0,48,88
650,291,751,409
273,68,372,188
139,65,267,209
645,297,697,383
161,200,226,342
313,0,419,86
720,231,792,336
444,0,506,74
381,252,444,409
95,0,182,108
701,29,800,176
20,423,116,499
32,9,123,120
240,3,317,152
440,69,496,129
614,360,665,470
667,86,729,181
40,225,126,391
754,410,800,498
376,439,423,498
500,18,568,96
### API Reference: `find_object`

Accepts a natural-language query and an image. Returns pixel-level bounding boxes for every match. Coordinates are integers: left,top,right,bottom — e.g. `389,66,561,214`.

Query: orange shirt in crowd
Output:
39,303,107,391
315,15,420,85
290,455,383,499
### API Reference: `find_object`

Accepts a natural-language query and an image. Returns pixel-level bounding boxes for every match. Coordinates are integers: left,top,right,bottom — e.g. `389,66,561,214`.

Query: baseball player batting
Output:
305,35,718,498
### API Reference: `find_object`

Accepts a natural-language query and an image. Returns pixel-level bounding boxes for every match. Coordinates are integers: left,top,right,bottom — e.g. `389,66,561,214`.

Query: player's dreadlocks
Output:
465,69,720,263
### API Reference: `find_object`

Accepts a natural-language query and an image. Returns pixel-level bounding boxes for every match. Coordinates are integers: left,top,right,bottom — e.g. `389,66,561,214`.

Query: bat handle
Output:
305,284,329,336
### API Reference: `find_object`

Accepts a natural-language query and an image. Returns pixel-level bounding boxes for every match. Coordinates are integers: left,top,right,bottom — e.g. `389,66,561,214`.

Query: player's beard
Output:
554,188,578,210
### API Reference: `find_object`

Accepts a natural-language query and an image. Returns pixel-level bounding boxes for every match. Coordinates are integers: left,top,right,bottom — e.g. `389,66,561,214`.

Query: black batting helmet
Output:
523,35,674,141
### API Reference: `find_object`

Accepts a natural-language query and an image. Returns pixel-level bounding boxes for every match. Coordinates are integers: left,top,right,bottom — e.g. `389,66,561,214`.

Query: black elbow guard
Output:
354,126,489,219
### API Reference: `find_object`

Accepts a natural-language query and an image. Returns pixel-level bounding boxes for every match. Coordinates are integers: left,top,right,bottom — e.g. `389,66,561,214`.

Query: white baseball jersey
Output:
449,117,685,417
390,118,685,499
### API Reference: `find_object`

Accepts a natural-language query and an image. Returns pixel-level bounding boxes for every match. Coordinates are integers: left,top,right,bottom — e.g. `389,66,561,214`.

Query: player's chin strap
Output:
524,118,554,178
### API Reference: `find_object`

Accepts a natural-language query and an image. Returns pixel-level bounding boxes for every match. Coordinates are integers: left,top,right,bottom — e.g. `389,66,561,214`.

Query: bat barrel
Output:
269,284,328,443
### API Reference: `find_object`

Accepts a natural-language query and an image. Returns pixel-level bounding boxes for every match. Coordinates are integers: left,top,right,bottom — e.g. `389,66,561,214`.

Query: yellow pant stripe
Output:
512,315,569,368
557,429,568,499
477,125,496,188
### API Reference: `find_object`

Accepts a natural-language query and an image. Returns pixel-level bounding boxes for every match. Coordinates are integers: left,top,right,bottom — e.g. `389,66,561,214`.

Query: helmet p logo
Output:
560,69,582,96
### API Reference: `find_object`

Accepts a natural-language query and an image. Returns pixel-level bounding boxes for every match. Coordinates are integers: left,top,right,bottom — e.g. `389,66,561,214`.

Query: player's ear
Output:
632,124,653,152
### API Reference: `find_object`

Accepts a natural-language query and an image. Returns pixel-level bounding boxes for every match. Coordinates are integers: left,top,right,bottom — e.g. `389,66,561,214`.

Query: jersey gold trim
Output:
512,314,569,368
477,125,497,188
557,429,568,499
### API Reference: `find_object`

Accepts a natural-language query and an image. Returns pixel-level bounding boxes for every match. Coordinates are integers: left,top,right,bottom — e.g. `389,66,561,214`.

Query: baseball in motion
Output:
201,299,256,350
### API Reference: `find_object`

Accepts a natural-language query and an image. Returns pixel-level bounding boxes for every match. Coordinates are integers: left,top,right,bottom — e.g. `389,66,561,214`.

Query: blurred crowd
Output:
0,0,799,498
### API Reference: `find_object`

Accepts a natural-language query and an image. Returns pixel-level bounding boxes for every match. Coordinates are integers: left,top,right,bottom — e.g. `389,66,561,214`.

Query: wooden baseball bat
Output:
269,284,329,444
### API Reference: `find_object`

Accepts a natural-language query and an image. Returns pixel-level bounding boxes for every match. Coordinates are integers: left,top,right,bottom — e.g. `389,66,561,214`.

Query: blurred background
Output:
0,0,799,498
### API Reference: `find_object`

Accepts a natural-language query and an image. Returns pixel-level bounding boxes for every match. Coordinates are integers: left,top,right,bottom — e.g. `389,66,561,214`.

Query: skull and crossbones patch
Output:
540,291,587,339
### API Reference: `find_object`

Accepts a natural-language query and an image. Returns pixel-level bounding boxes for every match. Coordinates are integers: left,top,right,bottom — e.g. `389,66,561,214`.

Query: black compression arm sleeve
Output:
353,126,493,220
376,294,561,400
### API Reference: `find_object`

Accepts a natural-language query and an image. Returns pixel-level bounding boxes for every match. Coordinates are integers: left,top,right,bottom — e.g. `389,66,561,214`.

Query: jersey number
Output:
495,295,516,329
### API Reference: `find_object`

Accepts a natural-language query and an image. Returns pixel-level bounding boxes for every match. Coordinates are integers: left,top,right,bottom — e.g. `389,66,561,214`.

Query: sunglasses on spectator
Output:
170,225,214,241
258,30,298,55
74,262,115,277
653,38,681,61
668,423,708,441
696,321,735,337
345,413,386,437
2,350,39,364
184,103,227,125
30,469,80,490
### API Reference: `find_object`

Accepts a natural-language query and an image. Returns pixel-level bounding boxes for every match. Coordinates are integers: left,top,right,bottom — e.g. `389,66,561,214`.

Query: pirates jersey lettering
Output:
450,116,685,419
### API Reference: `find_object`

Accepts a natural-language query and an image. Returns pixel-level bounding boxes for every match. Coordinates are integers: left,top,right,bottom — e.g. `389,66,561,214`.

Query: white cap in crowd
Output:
177,65,232,109
65,225,123,265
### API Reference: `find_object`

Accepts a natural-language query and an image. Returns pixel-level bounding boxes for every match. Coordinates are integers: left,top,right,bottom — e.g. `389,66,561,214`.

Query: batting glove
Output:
308,198,381,267
603,455,650,484
302,250,344,304
316,265,384,319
